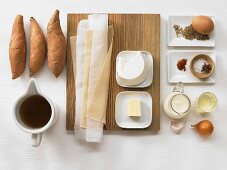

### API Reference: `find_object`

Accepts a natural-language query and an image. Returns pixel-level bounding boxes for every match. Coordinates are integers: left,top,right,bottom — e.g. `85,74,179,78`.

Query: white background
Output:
1,0,227,169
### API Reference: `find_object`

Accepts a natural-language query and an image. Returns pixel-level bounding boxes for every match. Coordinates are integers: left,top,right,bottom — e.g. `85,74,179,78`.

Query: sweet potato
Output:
47,10,66,77
9,15,27,79
29,17,47,77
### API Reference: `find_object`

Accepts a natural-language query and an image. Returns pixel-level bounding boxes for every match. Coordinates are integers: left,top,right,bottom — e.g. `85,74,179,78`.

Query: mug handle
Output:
31,133,42,147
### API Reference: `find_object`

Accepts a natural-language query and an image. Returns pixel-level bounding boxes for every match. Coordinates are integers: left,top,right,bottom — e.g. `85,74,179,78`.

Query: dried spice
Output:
173,25,183,38
202,63,212,73
173,24,210,41
193,58,207,74
193,58,212,74
177,59,187,71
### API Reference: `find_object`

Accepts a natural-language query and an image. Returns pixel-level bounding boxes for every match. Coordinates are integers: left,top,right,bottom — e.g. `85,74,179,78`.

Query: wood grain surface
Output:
66,14,160,132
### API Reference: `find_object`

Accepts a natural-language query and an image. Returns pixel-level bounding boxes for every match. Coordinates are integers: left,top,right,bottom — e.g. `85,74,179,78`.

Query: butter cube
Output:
127,99,141,117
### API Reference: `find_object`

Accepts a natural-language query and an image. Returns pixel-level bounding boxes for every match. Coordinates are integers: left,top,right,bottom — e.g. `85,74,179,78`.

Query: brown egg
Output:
192,16,214,35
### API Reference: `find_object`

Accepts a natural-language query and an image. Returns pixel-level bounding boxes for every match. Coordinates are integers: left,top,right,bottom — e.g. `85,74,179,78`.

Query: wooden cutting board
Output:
66,14,160,132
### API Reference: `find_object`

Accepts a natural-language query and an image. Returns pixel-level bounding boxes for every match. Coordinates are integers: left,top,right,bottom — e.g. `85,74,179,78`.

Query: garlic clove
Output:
170,119,187,134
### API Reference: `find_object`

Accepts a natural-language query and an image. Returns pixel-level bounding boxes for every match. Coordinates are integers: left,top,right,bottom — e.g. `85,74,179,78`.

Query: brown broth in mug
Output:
19,95,51,128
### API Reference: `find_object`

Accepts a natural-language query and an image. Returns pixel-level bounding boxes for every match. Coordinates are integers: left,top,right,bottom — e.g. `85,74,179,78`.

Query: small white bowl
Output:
115,91,152,129
116,51,153,88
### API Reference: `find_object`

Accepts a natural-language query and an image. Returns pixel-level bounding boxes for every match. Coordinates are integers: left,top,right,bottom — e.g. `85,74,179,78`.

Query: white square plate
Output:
115,91,152,129
116,51,153,88
168,16,215,47
167,51,216,83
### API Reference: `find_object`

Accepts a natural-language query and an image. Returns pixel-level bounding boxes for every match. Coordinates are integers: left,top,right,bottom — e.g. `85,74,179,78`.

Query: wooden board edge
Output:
152,14,160,132
66,14,75,130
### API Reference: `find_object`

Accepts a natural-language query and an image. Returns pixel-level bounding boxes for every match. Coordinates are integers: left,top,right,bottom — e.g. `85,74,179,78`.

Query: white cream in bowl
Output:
116,51,151,87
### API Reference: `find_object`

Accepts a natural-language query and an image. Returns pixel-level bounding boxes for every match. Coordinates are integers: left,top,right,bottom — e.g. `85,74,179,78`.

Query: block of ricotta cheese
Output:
117,52,148,86
127,99,141,117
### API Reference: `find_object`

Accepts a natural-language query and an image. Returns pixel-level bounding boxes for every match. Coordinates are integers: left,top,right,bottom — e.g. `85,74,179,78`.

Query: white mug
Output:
13,78,58,147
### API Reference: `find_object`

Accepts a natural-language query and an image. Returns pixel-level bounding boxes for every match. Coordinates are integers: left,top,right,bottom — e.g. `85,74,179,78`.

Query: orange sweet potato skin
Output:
9,15,27,79
47,10,66,77
29,17,47,77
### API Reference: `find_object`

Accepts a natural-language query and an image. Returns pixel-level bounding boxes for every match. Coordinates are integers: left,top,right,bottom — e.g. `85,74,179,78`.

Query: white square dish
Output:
167,51,216,83
115,91,152,129
168,16,215,47
116,51,153,88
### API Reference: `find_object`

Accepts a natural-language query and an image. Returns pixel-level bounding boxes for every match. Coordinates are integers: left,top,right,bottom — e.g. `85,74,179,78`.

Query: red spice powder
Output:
177,59,187,71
